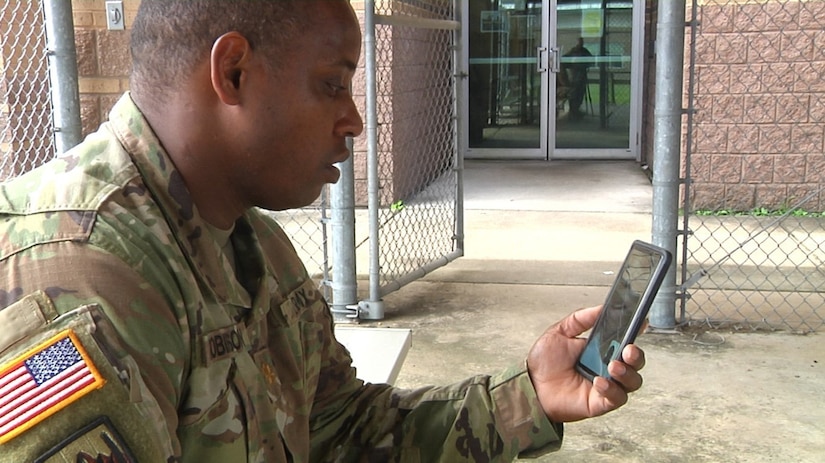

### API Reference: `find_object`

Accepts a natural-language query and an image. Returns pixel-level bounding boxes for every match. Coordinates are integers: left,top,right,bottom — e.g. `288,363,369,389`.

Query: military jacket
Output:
0,94,562,462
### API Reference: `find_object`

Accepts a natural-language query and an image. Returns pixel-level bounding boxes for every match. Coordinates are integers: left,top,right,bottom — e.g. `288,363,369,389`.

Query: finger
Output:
608,360,643,392
557,305,602,338
621,344,646,370
591,376,629,414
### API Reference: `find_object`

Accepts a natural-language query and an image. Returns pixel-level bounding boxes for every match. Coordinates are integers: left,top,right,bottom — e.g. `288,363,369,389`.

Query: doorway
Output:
463,0,643,160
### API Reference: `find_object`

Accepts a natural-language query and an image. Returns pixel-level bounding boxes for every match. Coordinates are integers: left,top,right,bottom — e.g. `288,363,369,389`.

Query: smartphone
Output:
576,240,672,382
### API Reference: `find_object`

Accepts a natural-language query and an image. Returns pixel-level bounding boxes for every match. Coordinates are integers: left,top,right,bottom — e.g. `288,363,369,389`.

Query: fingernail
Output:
611,361,627,376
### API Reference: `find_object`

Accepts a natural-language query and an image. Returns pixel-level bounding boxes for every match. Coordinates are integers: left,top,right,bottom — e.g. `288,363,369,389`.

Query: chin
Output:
261,189,325,212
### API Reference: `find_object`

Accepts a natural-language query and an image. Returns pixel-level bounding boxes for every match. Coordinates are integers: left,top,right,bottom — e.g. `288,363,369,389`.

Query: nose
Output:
338,96,364,138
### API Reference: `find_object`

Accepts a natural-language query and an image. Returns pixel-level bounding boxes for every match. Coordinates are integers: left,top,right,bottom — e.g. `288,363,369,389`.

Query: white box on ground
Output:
333,326,412,385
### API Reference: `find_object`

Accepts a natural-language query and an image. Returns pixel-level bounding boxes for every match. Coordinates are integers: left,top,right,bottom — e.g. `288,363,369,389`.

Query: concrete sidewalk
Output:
373,160,824,462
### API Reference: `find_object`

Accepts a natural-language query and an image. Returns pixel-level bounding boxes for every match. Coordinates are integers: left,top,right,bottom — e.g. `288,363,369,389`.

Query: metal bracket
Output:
333,300,386,321
105,1,125,31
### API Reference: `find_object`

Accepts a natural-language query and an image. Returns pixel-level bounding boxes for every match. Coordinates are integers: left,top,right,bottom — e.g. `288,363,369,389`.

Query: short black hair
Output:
130,0,309,98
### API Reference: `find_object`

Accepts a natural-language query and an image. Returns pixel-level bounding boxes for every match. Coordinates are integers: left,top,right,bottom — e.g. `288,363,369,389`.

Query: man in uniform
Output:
0,1,645,461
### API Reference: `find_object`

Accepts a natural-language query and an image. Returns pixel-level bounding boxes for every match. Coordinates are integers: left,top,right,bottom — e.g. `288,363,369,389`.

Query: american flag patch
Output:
0,330,105,444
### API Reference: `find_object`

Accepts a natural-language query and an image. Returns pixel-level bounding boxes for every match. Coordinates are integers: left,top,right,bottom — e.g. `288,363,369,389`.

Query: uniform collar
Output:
107,93,256,308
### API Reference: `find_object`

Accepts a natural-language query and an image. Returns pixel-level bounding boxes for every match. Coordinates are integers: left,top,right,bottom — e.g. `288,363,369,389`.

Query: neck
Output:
132,89,244,229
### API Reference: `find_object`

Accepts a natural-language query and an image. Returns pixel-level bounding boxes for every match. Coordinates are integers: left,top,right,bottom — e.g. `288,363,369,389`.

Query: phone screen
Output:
577,242,670,380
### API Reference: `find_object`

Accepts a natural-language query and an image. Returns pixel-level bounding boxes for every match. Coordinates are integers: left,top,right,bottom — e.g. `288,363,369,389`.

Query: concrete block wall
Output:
687,1,825,211
71,0,138,138
350,0,454,206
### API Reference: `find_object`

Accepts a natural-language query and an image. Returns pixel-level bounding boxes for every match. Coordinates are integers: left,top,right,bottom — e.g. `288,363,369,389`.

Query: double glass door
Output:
465,0,641,160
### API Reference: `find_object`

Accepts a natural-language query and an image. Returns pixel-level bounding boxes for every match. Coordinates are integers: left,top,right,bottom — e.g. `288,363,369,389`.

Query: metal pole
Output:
43,0,81,155
330,142,358,323
453,0,465,260
650,0,686,329
362,0,385,320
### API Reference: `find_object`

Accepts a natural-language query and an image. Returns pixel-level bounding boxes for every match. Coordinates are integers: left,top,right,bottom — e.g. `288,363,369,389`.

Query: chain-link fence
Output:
265,192,333,300
0,0,54,179
367,0,461,299
682,0,825,332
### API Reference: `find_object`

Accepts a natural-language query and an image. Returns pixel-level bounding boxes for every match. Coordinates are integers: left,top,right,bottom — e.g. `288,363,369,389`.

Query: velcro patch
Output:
0,329,105,444
34,415,135,463
203,322,246,365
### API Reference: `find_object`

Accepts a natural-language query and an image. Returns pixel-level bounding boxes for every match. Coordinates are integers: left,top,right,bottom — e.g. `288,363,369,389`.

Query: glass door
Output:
465,0,548,159
552,0,640,159
464,0,642,160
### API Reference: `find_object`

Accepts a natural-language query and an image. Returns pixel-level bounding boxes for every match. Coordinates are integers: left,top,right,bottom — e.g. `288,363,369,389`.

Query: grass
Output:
692,207,825,218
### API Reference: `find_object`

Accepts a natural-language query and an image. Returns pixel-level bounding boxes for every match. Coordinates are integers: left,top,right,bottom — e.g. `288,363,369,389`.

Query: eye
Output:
326,80,349,96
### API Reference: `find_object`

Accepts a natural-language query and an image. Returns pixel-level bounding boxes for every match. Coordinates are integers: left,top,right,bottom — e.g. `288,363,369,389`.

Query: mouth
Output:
331,149,351,165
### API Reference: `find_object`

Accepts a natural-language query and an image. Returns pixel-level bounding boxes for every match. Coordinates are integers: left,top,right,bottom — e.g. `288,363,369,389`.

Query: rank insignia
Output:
0,330,105,444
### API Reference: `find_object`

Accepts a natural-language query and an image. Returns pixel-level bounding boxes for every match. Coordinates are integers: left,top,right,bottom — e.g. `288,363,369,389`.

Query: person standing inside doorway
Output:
562,37,593,119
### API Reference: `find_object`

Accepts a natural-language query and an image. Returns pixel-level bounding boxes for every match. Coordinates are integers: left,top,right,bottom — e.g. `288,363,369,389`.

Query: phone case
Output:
575,240,672,381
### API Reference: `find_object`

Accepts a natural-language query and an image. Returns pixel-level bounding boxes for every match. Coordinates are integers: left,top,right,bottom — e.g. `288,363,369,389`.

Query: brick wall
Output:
351,0,455,205
71,0,138,138
687,0,825,211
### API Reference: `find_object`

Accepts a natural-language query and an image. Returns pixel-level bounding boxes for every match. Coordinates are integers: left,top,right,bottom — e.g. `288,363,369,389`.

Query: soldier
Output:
0,1,645,461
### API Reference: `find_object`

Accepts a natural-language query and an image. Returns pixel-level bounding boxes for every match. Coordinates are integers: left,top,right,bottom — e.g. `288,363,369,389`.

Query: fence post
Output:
43,0,81,155
330,143,358,323
361,0,384,320
650,0,686,329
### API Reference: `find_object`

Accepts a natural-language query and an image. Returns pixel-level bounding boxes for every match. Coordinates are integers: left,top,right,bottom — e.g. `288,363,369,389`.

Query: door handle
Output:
536,46,547,73
549,47,561,73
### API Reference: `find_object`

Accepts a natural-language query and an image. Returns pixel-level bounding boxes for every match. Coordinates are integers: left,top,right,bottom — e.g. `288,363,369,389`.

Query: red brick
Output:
780,30,815,62
755,184,789,210
728,124,759,154
798,1,825,29
79,94,99,137
775,94,810,123
809,94,825,124
700,5,734,34
759,125,792,154
715,33,748,64
711,154,743,183
746,32,781,63
774,155,807,183
690,183,726,211
723,184,755,210
760,63,796,93
694,123,727,154
97,30,131,77
742,155,774,183
74,29,97,76
729,64,762,94
712,94,744,124
791,125,824,154
805,154,825,183
795,61,825,92
696,65,730,95
742,95,776,124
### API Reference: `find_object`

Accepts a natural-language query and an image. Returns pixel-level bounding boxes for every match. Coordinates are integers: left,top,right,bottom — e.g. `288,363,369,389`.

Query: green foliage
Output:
692,207,824,218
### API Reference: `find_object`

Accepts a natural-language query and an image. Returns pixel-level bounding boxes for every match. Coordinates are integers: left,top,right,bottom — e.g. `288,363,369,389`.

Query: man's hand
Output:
526,305,646,423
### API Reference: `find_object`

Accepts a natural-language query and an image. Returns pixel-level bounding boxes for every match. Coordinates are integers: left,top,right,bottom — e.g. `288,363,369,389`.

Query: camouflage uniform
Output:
0,94,562,462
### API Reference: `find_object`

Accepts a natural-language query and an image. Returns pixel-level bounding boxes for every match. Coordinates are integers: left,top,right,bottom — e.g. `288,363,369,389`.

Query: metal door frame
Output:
462,0,646,161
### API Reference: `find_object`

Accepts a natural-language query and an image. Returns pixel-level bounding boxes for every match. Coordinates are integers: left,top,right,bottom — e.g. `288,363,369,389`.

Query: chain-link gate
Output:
681,0,825,332
358,0,462,315
0,0,54,179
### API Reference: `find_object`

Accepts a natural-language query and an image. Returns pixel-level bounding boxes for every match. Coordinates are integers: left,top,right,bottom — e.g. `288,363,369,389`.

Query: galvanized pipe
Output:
363,0,384,319
43,0,81,155
650,0,687,329
330,141,358,323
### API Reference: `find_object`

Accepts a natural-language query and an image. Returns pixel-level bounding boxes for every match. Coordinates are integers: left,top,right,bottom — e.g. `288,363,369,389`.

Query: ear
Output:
210,32,252,105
